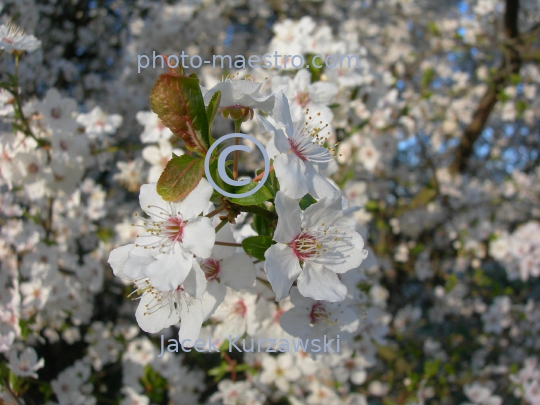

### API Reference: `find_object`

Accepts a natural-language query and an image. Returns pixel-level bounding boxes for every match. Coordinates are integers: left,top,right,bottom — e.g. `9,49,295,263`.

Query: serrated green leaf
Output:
157,154,205,202
228,183,272,205
150,73,209,153
206,90,221,135
299,194,317,210
162,54,185,75
242,235,273,261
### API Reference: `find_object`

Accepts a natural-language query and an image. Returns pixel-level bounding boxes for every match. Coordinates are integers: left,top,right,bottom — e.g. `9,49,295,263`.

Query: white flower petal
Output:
179,298,205,345
141,146,162,165
147,249,192,291
107,244,134,278
304,163,339,200
174,178,213,219
183,261,207,299
237,93,275,111
274,153,308,199
264,244,302,301
271,91,294,135
293,69,311,90
297,263,347,302
274,128,291,154
219,253,256,290
333,307,361,334
139,183,166,221
301,193,343,230
308,82,338,104
182,216,215,259
274,191,302,243
123,252,156,281
289,285,316,307
202,280,227,320
213,224,237,260
135,293,179,334
257,114,277,135
279,307,311,338
323,226,368,274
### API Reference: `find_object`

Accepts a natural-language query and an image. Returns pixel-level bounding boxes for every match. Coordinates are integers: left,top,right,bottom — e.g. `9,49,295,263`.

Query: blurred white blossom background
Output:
1,0,540,404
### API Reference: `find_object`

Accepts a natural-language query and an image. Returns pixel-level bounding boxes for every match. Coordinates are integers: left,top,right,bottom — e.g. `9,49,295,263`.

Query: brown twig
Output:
449,0,522,174
223,353,237,382
214,241,242,247
206,204,226,218
253,165,274,182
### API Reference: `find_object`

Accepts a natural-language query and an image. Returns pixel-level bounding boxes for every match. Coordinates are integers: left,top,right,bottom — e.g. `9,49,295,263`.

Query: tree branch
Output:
449,0,521,174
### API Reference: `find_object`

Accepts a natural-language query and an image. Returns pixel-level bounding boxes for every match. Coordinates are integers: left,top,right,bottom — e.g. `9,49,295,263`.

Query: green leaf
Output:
427,21,440,35
206,90,221,135
424,359,441,378
150,73,210,153
207,158,234,194
208,362,229,382
252,213,272,236
262,167,279,197
242,235,274,261
162,54,185,75
299,194,317,210
228,183,272,206
157,154,205,202
510,73,521,85
421,68,435,90
141,365,167,403
409,187,438,209
445,274,457,293
19,318,29,340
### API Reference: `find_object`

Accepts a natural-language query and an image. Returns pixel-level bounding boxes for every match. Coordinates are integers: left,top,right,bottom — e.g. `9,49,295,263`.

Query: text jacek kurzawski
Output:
158,334,341,356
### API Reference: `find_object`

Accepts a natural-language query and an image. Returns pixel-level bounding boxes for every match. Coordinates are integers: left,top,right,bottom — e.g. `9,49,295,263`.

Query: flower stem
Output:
206,204,226,218
236,204,276,220
214,218,228,233
214,241,242,247
253,165,274,182
6,77,46,147
222,353,237,382
14,54,19,77
233,120,241,180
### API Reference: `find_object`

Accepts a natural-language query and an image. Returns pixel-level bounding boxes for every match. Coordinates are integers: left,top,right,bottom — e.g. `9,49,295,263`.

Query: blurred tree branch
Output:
449,0,524,174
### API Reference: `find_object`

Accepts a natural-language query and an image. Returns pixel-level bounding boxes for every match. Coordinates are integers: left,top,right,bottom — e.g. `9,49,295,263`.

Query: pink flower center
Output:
201,258,221,281
164,217,184,242
309,302,327,325
2,37,13,44
273,309,285,324
27,163,39,174
51,107,62,119
288,138,308,162
290,232,320,260
233,300,247,317
295,92,310,108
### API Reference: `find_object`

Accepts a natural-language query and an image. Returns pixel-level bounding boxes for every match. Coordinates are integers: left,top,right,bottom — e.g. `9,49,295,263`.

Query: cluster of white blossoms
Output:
489,221,540,281
108,79,369,348
1,0,540,403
